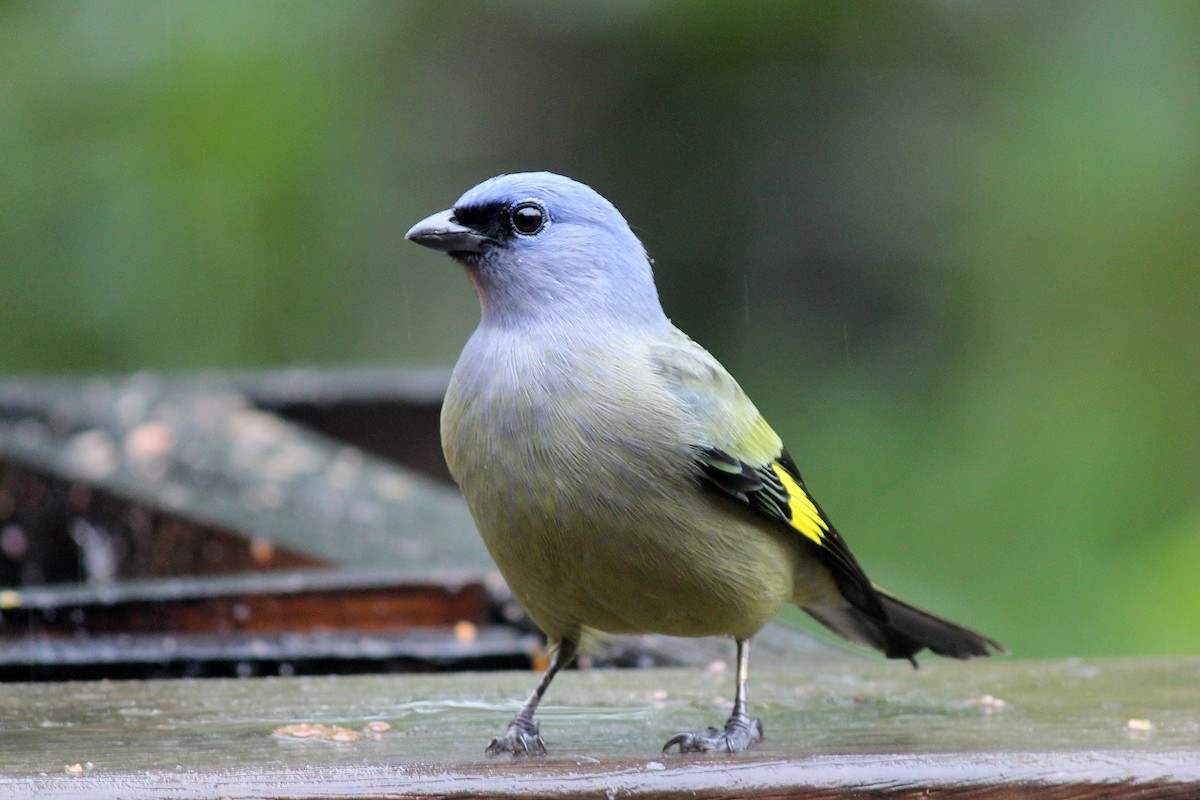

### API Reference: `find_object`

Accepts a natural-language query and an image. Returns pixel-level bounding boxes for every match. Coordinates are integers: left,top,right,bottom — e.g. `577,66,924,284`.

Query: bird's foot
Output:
485,717,546,756
662,714,763,754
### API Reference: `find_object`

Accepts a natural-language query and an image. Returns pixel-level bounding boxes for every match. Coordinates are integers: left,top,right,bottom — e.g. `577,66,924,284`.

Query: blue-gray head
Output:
406,172,667,330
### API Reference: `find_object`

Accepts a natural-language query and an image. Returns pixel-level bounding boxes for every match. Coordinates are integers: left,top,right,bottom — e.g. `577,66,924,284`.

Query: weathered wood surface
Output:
0,369,486,579
0,369,511,680
4,568,493,635
1,655,1197,798
0,567,543,680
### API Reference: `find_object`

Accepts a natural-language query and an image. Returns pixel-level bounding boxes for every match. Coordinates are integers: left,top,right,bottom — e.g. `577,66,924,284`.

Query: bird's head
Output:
406,172,666,331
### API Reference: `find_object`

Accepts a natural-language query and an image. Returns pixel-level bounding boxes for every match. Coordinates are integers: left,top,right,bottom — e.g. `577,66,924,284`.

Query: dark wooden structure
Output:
0,369,524,678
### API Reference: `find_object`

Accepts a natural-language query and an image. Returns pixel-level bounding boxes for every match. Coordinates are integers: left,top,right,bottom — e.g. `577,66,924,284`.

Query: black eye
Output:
510,202,546,235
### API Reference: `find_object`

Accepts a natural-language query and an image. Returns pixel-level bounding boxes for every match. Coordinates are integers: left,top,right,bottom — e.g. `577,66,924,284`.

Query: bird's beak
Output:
405,209,492,254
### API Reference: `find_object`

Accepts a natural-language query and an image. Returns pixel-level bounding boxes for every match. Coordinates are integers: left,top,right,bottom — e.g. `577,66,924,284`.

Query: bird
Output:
405,171,1005,756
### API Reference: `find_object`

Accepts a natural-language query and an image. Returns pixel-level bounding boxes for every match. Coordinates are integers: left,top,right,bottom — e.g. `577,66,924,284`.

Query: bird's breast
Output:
442,334,686,512
438,331,795,639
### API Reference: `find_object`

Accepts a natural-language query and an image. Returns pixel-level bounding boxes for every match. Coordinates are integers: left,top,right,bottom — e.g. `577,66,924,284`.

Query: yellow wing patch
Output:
697,445,883,619
770,462,829,546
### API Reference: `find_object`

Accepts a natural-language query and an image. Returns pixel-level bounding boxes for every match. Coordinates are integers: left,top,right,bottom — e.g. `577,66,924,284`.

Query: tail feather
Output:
803,590,1007,666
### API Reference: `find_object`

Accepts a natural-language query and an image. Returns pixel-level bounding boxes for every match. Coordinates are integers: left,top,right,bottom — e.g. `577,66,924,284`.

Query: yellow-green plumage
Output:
409,170,1003,756
442,327,828,642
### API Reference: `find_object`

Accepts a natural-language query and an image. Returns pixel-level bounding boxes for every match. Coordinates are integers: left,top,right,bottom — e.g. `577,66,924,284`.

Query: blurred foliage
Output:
2,1,1197,658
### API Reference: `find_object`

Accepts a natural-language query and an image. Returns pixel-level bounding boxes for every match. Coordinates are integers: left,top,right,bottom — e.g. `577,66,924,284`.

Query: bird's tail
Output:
802,589,1007,666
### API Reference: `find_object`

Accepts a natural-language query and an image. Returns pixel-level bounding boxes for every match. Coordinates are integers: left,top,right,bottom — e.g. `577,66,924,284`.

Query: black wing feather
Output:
697,445,885,620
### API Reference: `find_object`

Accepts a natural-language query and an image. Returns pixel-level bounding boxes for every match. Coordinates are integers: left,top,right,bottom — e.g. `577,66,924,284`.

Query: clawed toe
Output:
486,720,546,756
663,717,763,754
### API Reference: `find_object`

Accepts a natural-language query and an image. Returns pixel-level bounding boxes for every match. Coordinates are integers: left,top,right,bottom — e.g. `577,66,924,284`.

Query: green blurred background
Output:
2,1,1197,658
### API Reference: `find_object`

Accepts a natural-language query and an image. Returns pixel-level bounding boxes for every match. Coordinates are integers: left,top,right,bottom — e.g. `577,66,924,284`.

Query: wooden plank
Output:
0,458,327,585
0,655,1196,798
0,625,537,680
0,568,526,680
0,370,488,575
2,568,493,634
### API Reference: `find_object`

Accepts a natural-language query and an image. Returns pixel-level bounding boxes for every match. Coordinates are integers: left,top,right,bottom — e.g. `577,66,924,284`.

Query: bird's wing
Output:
650,331,884,619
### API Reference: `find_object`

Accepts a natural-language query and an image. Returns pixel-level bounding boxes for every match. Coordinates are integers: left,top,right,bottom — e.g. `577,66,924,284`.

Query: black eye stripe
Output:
451,201,507,244
450,200,548,243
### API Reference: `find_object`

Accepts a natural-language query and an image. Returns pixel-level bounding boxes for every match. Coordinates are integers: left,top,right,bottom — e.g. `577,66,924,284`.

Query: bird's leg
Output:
663,637,763,754
486,637,578,756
